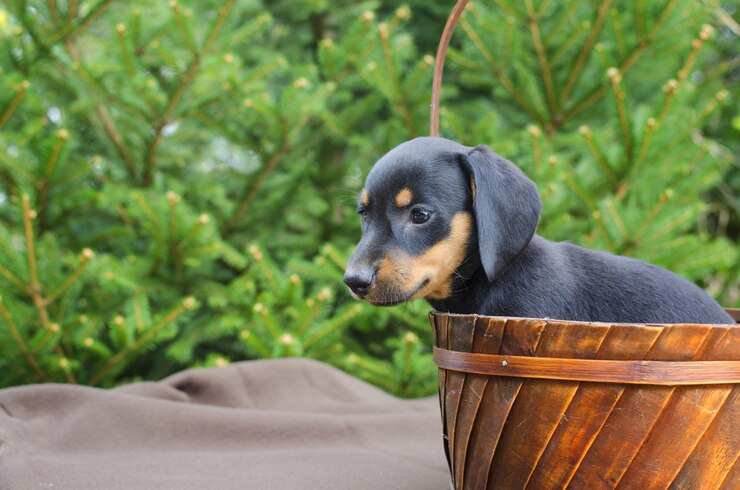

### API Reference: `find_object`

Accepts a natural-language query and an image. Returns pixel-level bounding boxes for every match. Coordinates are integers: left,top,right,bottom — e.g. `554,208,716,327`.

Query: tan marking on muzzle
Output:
395,188,413,207
360,189,369,207
372,212,472,302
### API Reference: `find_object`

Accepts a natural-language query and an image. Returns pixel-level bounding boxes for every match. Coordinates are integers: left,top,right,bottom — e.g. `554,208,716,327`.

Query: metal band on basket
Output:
433,346,740,385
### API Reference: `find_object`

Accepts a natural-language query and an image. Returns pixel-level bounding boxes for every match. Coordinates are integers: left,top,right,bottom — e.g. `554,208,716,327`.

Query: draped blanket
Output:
0,358,449,489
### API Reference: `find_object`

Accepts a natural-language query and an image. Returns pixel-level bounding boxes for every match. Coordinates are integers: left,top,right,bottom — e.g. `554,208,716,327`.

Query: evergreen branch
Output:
132,192,164,230
491,0,521,19
653,93,724,169
254,305,280,339
550,18,590,65
116,24,135,77
22,195,40,292
560,0,613,107
543,0,583,45
47,0,60,23
0,297,50,382
525,0,559,128
631,189,673,251
649,207,696,242
563,0,679,121
604,199,629,241
459,16,545,125
167,193,182,279
562,174,613,248
248,246,279,292
377,23,415,136
0,169,16,197
537,0,553,16
501,15,515,68
22,195,74,381
48,0,115,45
177,215,208,250
610,9,626,58
0,264,26,291
44,130,68,179
96,105,140,181
225,139,293,231
635,0,645,40
321,245,347,270
303,304,362,351
45,249,93,306
677,32,709,83
63,38,140,181
607,69,633,161
67,0,78,21
658,80,679,124
89,297,195,385
0,81,29,129
578,126,617,185
171,3,197,56
295,300,322,339
527,126,543,172
143,0,235,187
240,329,271,358
635,118,657,170
38,130,69,231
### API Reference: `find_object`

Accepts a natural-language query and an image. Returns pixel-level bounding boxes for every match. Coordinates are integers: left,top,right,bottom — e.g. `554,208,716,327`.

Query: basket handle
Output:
433,346,740,385
430,0,470,137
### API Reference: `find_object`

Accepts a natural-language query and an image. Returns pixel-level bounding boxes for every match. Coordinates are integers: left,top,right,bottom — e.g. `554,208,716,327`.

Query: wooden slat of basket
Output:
569,324,713,488
460,318,547,489
526,324,664,489
431,313,452,476
456,317,507,489
451,317,504,486
718,454,739,489
670,328,740,488
446,315,477,484
670,389,739,489
487,321,611,488
619,327,740,488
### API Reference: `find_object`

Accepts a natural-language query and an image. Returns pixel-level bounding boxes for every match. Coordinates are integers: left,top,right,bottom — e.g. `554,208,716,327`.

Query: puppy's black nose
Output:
344,272,373,296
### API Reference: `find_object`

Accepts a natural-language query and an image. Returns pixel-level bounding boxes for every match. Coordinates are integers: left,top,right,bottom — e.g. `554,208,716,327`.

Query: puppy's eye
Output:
410,208,431,224
358,209,368,222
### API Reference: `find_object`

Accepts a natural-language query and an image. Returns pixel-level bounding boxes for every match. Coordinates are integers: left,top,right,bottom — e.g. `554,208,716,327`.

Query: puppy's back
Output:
557,241,732,324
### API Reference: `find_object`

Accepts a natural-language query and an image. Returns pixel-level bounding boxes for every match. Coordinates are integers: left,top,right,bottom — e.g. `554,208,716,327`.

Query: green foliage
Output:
0,0,736,394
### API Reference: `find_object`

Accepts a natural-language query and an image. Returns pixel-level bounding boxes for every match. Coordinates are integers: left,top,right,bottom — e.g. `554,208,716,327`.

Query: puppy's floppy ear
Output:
463,145,542,282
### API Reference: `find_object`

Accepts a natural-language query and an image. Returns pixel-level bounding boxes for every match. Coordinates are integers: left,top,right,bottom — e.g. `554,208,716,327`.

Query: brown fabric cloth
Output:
0,358,450,489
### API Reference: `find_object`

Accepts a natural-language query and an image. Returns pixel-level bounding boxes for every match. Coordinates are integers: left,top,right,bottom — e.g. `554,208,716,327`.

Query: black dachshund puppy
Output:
344,137,732,324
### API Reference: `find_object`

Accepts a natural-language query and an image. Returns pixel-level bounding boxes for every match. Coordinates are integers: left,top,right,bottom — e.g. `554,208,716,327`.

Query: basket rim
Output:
429,310,739,328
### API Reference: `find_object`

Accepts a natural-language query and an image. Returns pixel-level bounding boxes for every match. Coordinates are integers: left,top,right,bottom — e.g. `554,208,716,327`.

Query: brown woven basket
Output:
429,310,740,489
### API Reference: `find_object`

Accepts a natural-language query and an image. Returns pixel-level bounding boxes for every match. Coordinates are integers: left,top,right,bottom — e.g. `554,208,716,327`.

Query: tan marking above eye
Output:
395,187,413,207
360,189,369,207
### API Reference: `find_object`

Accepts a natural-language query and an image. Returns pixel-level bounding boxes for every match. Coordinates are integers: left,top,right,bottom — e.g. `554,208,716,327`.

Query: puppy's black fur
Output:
344,137,732,324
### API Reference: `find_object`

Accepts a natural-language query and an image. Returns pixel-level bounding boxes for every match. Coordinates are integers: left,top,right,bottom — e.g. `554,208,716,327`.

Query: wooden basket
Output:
429,310,740,489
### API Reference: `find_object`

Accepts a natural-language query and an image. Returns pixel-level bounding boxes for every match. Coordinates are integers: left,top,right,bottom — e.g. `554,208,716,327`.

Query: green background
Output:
0,0,737,396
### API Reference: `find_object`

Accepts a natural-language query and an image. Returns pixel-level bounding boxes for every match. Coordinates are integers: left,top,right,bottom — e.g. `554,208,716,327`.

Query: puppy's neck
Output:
426,235,542,314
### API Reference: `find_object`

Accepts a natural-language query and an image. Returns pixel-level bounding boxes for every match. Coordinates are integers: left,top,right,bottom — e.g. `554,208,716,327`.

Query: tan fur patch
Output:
470,177,476,200
360,189,369,207
395,188,413,207
372,212,472,302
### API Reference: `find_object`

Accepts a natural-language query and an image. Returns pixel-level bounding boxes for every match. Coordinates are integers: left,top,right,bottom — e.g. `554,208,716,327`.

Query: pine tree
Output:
0,1,735,394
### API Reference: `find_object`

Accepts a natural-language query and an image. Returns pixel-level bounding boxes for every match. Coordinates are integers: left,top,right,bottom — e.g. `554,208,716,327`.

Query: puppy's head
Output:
344,137,541,306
